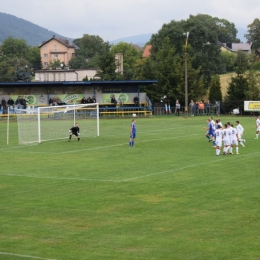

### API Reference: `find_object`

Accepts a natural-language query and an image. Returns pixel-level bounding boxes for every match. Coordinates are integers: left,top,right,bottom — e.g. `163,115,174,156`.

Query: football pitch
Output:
0,115,259,260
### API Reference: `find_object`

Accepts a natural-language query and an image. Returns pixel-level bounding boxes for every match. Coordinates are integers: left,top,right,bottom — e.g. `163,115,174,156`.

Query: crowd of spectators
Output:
81,96,96,104
189,100,219,116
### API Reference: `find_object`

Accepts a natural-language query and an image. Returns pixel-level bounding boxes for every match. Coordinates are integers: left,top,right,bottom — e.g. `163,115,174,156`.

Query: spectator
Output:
206,100,211,116
133,95,139,106
7,97,14,110
92,96,96,103
87,97,92,103
1,97,7,114
189,100,194,116
16,97,22,109
49,97,53,106
175,101,181,116
81,97,87,104
194,102,199,116
21,97,26,109
198,100,204,115
215,101,219,116
111,95,117,107
117,97,123,107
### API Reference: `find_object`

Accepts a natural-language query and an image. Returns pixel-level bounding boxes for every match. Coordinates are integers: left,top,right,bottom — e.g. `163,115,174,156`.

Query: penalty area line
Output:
120,150,260,182
1,151,259,184
0,251,56,260
0,173,121,183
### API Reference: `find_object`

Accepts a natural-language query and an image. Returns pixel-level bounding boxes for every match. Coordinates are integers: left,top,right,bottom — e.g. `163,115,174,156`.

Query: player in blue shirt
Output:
204,119,214,142
129,119,136,147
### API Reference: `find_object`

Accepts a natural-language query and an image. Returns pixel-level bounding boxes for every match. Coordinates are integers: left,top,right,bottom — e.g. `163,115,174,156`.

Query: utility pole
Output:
183,32,189,117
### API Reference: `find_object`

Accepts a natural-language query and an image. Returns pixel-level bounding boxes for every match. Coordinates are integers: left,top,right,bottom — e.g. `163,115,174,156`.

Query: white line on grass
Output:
1,151,259,183
121,151,260,182
1,173,121,183
1,134,200,155
0,252,56,260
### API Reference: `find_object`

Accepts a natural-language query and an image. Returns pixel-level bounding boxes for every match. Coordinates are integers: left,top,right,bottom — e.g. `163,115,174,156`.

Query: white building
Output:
35,69,98,82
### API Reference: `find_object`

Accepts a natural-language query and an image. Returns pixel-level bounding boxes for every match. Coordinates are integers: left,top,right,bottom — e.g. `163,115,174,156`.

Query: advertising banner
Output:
11,95,39,105
244,101,260,111
54,94,85,104
103,93,130,103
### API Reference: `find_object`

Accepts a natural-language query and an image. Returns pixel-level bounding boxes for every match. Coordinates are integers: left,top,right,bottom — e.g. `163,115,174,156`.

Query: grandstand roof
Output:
0,80,157,87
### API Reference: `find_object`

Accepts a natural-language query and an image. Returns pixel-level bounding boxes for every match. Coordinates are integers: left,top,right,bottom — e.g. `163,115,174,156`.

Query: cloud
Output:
0,0,258,41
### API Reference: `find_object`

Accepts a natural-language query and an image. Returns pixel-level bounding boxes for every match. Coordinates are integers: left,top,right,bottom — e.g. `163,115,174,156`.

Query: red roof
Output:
142,45,152,58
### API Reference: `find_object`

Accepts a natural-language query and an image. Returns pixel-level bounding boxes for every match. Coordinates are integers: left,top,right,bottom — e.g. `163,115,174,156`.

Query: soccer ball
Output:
132,113,136,117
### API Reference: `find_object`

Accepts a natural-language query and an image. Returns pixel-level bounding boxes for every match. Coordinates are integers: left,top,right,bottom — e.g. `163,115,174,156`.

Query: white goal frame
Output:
16,103,99,144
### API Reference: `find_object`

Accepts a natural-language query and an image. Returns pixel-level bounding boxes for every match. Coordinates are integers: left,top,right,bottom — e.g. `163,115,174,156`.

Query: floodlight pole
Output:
184,32,189,117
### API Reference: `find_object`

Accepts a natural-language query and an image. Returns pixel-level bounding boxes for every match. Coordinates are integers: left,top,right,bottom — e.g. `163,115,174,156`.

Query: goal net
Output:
16,103,99,144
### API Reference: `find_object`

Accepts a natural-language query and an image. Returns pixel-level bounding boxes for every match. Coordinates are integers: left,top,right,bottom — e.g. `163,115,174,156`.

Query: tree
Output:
111,42,142,79
27,46,42,71
82,75,89,81
225,74,249,111
225,52,250,111
139,37,206,104
71,34,106,69
245,18,260,50
208,75,222,102
213,17,239,43
47,59,62,69
234,50,248,74
150,14,224,85
220,51,236,73
69,56,88,69
95,42,123,80
0,37,41,81
1,36,29,58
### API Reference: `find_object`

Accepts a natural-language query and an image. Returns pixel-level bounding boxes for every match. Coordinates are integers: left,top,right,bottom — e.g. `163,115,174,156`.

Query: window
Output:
44,54,48,58
44,46,47,49
43,62,48,66
54,45,57,51
54,54,58,58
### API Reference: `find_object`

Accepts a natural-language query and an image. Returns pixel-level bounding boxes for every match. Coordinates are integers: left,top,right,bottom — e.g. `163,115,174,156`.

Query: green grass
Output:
0,115,260,260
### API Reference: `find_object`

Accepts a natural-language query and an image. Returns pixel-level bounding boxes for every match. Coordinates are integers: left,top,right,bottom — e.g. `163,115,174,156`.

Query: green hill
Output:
0,12,73,46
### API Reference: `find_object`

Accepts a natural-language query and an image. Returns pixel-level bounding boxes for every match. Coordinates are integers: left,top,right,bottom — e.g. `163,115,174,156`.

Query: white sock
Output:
236,147,239,154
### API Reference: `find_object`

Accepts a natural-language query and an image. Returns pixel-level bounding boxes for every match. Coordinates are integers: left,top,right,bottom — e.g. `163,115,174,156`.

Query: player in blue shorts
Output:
129,119,136,147
204,119,214,142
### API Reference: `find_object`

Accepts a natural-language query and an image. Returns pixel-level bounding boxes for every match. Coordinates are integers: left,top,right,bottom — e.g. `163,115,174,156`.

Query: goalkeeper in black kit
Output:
68,123,80,142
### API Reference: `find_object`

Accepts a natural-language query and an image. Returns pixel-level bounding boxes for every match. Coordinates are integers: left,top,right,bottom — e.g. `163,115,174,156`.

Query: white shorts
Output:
231,139,238,146
223,140,231,146
216,140,222,147
257,126,260,132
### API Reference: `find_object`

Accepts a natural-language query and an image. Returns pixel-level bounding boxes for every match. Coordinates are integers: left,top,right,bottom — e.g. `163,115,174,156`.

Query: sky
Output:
1,0,260,41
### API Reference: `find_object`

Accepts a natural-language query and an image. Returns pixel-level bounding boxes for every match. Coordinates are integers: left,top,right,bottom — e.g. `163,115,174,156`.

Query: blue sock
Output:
132,141,134,147
206,135,210,140
129,141,131,147
213,141,216,146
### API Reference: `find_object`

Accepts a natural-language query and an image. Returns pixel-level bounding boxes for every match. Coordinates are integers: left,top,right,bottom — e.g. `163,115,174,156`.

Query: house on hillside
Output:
39,35,78,68
142,45,152,58
220,42,252,54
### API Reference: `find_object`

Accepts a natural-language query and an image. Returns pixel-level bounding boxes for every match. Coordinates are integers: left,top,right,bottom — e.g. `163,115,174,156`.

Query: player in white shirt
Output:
215,124,224,156
254,116,260,140
209,116,215,127
228,123,239,154
217,118,223,128
222,123,231,155
235,121,245,147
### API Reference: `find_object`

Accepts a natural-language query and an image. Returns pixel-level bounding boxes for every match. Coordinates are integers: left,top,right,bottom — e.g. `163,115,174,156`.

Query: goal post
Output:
16,103,99,145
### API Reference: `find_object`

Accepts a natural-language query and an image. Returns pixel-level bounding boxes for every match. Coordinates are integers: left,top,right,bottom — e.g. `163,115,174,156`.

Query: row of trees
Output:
1,14,260,109
0,37,42,81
